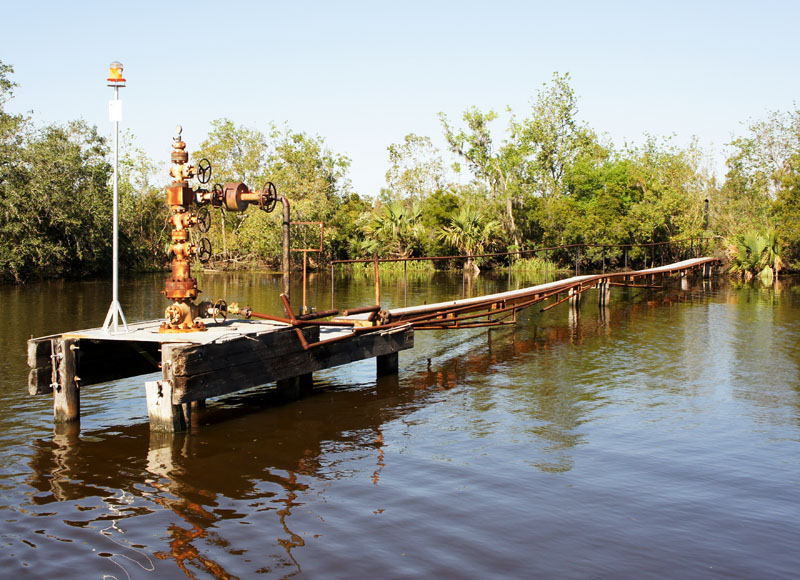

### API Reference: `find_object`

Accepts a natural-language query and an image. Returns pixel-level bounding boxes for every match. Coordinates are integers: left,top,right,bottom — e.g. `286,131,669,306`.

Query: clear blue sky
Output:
3,0,798,195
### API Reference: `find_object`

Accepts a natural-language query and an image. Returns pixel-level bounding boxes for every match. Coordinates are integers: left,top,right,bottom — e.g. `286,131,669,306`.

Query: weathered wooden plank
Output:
28,367,52,395
168,326,318,377
171,327,413,404
27,337,56,369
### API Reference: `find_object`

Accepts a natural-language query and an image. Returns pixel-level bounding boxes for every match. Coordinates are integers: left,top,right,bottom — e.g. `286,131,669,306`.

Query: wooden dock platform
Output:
26,256,719,432
27,318,413,432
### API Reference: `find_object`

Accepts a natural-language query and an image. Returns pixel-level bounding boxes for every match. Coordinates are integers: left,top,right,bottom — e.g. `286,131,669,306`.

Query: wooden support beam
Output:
53,338,79,423
167,326,318,377
27,336,57,395
169,327,413,405
377,352,399,377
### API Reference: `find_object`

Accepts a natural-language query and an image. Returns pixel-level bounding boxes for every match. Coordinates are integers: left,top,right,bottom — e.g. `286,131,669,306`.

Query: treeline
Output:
0,61,166,282
2,61,799,283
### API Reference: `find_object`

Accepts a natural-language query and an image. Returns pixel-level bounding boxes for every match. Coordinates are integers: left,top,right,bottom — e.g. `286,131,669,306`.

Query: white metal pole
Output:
103,78,128,333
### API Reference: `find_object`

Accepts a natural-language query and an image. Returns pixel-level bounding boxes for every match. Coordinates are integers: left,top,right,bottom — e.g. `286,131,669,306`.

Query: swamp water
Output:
0,271,798,579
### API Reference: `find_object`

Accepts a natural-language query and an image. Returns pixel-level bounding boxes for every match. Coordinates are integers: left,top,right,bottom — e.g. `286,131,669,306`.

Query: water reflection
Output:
10,273,800,578
25,368,440,576
23,296,635,575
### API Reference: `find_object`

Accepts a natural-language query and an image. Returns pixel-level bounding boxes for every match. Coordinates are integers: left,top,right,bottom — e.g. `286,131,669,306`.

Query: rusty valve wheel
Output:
196,207,211,233
213,299,228,324
259,181,278,213
197,158,212,184
377,309,391,325
197,238,213,263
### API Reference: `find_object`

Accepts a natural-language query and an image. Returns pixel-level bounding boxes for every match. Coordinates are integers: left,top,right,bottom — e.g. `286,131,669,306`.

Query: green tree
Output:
510,72,599,199
716,110,800,236
0,121,112,281
440,73,600,250
624,137,709,245
385,133,445,201
772,153,800,265
729,229,783,283
440,107,522,247
118,132,169,270
236,124,352,265
194,118,267,185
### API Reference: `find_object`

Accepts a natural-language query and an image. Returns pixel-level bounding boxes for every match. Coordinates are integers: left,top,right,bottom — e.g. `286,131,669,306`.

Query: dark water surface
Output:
0,271,798,579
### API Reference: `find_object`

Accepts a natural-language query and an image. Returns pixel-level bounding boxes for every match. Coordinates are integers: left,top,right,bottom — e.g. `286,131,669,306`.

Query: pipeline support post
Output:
282,196,291,299
374,254,381,306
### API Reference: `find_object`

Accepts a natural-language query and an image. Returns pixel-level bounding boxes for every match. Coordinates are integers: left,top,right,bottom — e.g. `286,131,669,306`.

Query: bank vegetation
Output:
2,60,798,284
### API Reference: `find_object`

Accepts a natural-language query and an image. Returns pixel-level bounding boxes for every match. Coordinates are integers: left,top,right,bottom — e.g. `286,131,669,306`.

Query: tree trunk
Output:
506,196,521,248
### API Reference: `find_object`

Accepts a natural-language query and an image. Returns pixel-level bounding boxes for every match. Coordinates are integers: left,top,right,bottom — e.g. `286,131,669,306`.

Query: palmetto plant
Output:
729,229,783,283
438,206,500,273
365,202,423,258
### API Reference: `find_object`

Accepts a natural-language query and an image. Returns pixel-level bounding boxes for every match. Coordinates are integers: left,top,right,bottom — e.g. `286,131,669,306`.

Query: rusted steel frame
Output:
276,292,360,351
342,305,381,316
391,297,514,325
415,293,547,328
256,293,353,328
374,254,381,307
293,327,311,349
243,309,294,325
280,196,291,300
355,289,546,333
346,257,719,335
331,255,457,265
350,260,716,335
298,308,339,320
246,308,355,328
416,320,517,330
387,281,578,322
291,319,355,327
608,282,663,289
540,282,594,312
417,304,520,329
302,323,413,351
390,258,711,327
295,328,358,350
280,293,297,323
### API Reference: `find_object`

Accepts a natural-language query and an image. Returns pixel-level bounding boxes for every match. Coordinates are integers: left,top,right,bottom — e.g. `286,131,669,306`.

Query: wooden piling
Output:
376,352,399,377
145,380,188,432
53,338,79,423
